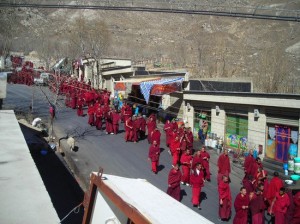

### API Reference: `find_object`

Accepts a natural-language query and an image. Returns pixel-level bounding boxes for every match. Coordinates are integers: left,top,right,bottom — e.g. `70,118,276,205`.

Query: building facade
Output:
183,91,300,162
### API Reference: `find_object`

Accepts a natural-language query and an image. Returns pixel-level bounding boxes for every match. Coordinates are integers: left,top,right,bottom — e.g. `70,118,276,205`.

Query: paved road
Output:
4,84,248,224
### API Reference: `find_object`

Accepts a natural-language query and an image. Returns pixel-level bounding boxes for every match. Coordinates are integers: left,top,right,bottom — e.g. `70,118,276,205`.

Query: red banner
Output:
150,82,181,95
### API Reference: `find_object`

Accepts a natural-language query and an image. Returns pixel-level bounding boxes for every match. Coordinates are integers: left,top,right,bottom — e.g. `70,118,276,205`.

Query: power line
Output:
0,0,299,22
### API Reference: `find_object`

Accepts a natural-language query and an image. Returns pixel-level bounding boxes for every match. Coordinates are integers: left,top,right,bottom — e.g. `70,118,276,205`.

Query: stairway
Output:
262,157,288,180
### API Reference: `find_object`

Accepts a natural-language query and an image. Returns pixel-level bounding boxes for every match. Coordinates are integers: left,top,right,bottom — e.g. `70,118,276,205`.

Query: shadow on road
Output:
20,124,84,224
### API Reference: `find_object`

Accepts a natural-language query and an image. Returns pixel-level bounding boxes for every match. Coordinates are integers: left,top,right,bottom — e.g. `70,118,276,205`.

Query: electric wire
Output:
58,202,83,223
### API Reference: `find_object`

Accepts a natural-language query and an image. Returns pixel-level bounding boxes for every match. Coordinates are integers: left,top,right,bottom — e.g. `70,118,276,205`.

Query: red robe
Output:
218,180,232,220
132,119,141,142
249,193,266,224
170,139,180,166
180,153,192,184
272,192,290,224
244,154,256,178
186,131,193,149
171,121,178,132
192,154,203,170
147,120,156,143
87,105,95,126
164,122,172,146
167,168,182,201
95,107,103,130
105,110,113,133
233,193,250,224
148,145,160,173
112,112,120,134
190,169,204,206
125,118,133,142
151,129,161,147
200,150,211,181
292,191,300,224
217,153,231,184
168,131,177,148
266,177,283,202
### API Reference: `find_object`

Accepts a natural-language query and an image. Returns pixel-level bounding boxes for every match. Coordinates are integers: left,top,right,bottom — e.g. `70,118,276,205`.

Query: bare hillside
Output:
1,0,300,93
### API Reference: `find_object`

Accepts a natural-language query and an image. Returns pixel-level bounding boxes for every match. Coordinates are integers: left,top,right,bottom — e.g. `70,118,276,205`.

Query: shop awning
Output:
114,77,161,91
140,77,184,103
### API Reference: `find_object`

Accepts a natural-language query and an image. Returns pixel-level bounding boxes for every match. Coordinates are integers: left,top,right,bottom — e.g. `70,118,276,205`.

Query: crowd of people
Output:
55,78,300,224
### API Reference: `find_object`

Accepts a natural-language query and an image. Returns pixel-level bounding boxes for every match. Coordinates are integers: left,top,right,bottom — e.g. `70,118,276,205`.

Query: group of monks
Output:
217,148,300,223
161,119,212,210
57,78,300,224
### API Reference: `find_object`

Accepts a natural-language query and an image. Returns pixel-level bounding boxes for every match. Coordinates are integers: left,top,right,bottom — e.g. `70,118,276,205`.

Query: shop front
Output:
266,117,299,163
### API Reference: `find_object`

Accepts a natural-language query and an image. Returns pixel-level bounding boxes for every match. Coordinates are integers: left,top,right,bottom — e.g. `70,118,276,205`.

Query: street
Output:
4,84,247,223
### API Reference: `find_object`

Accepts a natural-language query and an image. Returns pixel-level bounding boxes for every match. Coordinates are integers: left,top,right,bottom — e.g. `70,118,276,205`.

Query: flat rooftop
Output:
0,110,59,224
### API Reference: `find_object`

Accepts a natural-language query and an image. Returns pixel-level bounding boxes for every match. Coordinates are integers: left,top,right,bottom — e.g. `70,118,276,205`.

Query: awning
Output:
140,77,184,103
114,77,161,91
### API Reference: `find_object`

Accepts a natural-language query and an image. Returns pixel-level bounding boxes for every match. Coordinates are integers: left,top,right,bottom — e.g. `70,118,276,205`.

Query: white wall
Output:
91,190,127,224
211,108,226,140
247,112,267,157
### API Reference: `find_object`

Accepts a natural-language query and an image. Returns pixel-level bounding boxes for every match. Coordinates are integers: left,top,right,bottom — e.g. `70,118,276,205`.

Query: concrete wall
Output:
247,111,267,157
210,108,226,141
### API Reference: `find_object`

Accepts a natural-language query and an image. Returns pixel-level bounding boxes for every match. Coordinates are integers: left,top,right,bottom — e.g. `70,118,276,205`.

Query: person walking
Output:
218,175,232,222
190,163,205,210
167,163,182,201
233,187,249,224
148,140,160,174
199,146,211,181
217,149,231,185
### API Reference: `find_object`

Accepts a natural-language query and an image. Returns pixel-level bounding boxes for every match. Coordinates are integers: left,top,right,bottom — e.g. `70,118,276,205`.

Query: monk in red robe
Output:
217,149,231,185
251,157,264,178
167,163,182,201
171,119,178,132
151,128,161,147
199,146,211,181
218,175,232,221
266,172,283,213
123,104,132,124
190,162,205,209
192,149,203,170
233,187,249,224
105,108,113,134
186,127,194,150
70,91,77,109
164,120,172,147
95,106,103,130
167,128,178,151
147,116,156,144
111,109,120,135
242,175,255,196
249,187,266,224
148,140,160,174
292,191,300,224
243,149,256,181
180,148,192,186
170,136,181,166
270,187,290,224
87,103,95,126
125,117,133,142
